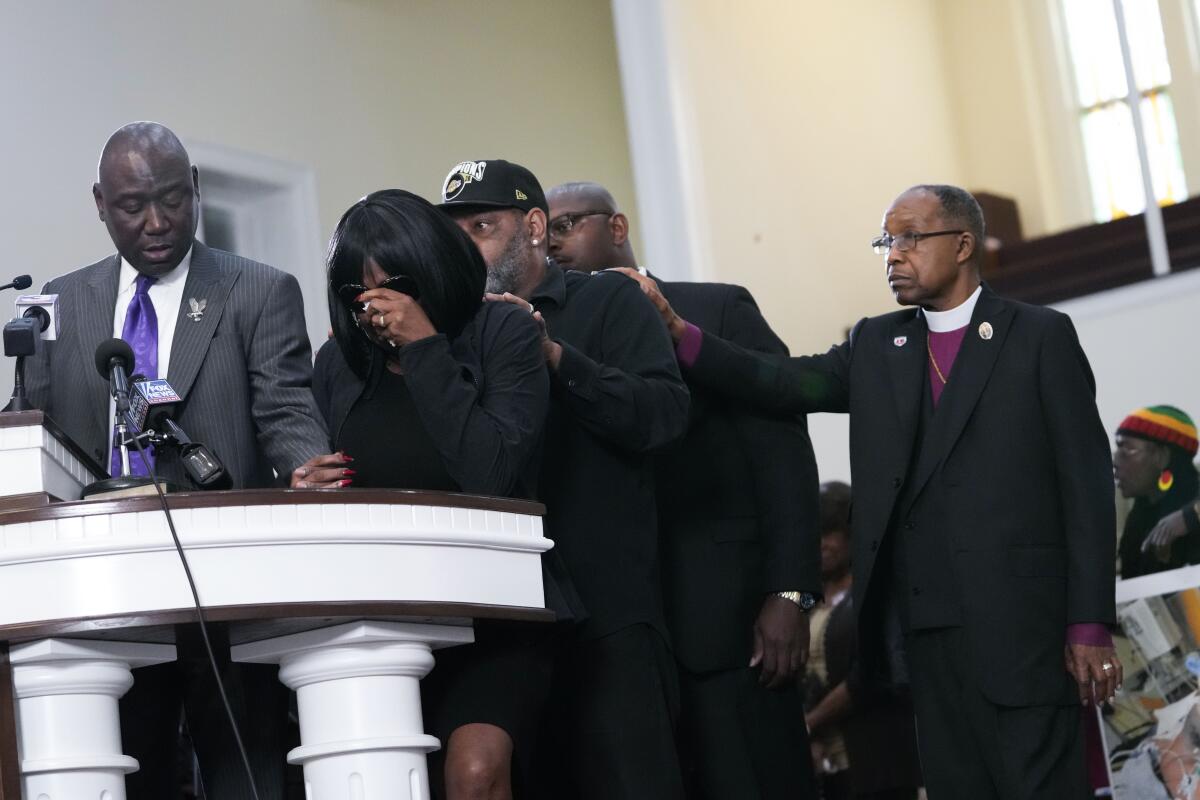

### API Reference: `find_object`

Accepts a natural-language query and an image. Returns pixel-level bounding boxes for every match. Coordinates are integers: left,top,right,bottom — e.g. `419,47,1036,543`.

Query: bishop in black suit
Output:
618,185,1120,800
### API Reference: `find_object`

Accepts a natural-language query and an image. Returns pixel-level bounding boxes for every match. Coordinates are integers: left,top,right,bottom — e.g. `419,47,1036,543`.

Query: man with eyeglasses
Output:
438,160,691,799
546,181,821,799
616,184,1118,799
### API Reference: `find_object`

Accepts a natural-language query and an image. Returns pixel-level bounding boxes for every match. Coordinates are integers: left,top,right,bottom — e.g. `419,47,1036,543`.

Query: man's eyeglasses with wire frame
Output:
548,210,615,240
871,229,964,255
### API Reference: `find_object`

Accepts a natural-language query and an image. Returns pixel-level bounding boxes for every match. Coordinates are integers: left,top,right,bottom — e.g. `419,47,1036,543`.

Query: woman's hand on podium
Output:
291,452,354,489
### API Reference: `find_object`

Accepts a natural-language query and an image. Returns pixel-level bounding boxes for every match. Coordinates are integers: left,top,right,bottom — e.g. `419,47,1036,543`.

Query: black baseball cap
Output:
439,159,548,214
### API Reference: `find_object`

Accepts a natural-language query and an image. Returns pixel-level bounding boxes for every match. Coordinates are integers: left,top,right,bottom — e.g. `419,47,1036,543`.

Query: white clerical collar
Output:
923,284,982,332
118,246,193,291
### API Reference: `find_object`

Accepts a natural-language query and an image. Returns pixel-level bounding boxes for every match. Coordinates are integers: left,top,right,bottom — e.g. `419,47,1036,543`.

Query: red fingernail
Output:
342,454,354,463
339,479,353,487
342,469,356,476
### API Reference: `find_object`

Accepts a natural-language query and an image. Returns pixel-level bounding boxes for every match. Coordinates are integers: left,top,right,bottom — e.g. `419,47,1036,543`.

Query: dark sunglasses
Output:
336,274,422,313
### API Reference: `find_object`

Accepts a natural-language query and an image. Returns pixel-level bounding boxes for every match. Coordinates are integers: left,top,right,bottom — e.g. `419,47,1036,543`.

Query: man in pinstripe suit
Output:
25,122,332,798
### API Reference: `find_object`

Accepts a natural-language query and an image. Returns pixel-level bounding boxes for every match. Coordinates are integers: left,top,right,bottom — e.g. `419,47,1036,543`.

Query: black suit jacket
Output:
533,264,690,639
655,279,820,673
685,286,1115,705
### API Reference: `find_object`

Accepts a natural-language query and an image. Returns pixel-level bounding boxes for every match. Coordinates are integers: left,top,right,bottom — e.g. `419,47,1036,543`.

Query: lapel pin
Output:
978,321,993,340
187,297,207,322
893,336,908,347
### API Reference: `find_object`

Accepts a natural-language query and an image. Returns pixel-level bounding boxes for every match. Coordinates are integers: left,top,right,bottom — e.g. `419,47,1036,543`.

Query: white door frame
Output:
187,140,327,355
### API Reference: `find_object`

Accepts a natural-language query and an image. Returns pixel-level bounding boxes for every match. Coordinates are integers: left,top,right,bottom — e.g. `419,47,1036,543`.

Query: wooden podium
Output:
0,412,553,799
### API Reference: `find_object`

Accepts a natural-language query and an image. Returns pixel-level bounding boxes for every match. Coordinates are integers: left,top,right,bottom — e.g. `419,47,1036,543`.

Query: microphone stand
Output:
83,378,174,498
81,409,172,498
2,355,33,411
2,306,51,412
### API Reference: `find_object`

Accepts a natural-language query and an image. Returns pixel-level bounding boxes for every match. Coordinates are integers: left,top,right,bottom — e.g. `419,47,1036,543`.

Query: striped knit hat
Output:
1118,406,1198,457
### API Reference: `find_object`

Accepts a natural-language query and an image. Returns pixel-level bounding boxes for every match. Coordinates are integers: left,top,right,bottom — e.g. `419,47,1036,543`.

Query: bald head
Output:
546,181,636,271
93,122,199,277
547,181,618,213
97,122,190,184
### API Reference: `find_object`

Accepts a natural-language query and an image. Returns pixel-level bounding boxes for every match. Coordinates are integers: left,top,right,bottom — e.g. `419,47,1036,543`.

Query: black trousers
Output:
677,666,816,799
905,627,1087,800
533,623,685,800
120,623,291,800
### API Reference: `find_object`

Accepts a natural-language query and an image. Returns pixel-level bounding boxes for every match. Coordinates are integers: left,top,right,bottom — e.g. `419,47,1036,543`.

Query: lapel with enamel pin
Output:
166,242,237,401
187,297,207,322
886,308,927,474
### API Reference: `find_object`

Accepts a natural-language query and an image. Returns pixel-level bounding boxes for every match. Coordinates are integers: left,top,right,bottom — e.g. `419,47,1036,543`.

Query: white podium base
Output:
233,620,474,800
9,638,176,800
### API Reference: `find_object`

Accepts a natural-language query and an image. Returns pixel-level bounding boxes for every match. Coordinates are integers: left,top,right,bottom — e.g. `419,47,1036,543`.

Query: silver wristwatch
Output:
776,591,818,611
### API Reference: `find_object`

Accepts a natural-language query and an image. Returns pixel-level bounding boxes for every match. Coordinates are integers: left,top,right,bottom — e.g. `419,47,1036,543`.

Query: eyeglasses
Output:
870,229,964,255
548,210,614,240
335,274,421,313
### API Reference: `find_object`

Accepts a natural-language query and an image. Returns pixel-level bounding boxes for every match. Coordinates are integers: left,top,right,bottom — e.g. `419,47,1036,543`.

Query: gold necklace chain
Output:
927,338,948,385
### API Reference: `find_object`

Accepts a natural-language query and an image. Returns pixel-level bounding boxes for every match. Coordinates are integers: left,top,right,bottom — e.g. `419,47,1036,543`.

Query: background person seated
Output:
803,481,923,800
1114,405,1200,578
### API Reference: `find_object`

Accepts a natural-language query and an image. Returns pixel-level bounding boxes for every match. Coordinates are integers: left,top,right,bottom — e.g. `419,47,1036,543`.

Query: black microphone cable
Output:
121,418,262,800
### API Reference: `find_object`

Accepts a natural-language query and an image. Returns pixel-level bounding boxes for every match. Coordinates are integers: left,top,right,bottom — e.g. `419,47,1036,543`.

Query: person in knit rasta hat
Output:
1114,405,1200,578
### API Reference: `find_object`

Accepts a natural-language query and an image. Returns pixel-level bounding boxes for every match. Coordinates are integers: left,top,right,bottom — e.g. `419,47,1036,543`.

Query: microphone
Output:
0,275,32,292
129,377,181,433
14,295,59,342
2,292,60,411
95,338,135,414
130,378,228,488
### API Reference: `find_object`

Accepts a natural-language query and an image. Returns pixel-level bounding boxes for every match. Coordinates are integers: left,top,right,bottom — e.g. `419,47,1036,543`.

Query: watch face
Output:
799,592,818,611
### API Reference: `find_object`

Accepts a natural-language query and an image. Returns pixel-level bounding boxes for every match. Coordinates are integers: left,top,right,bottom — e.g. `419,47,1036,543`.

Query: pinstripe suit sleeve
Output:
244,269,328,474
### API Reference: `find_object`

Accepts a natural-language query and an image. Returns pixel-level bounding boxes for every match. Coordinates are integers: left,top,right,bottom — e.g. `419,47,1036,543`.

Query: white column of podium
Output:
8,638,176,800
232,620,474,800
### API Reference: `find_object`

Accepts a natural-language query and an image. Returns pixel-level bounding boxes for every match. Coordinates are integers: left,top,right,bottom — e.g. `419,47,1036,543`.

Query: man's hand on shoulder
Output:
484,292,562,370
291,452,354,489
606,267,687,344
751,594,810,689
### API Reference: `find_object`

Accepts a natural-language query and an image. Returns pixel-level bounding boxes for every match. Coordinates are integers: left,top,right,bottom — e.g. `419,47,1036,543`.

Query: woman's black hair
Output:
327,189,486,377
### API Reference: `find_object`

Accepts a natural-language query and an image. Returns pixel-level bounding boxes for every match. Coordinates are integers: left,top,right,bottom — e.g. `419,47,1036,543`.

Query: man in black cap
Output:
439,159,691,799
546,180,821,800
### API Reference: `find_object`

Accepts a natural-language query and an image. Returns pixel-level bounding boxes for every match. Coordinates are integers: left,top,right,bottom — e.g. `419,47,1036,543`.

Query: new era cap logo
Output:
442,161,487,201
516,189,528,201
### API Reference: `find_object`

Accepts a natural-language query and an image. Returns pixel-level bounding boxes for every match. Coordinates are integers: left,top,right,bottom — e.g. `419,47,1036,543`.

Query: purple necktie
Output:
111,274,158,477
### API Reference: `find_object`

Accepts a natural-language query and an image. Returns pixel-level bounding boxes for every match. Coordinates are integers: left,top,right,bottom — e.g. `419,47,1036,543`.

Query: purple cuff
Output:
675,321,703,368
1066,623,1112,648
